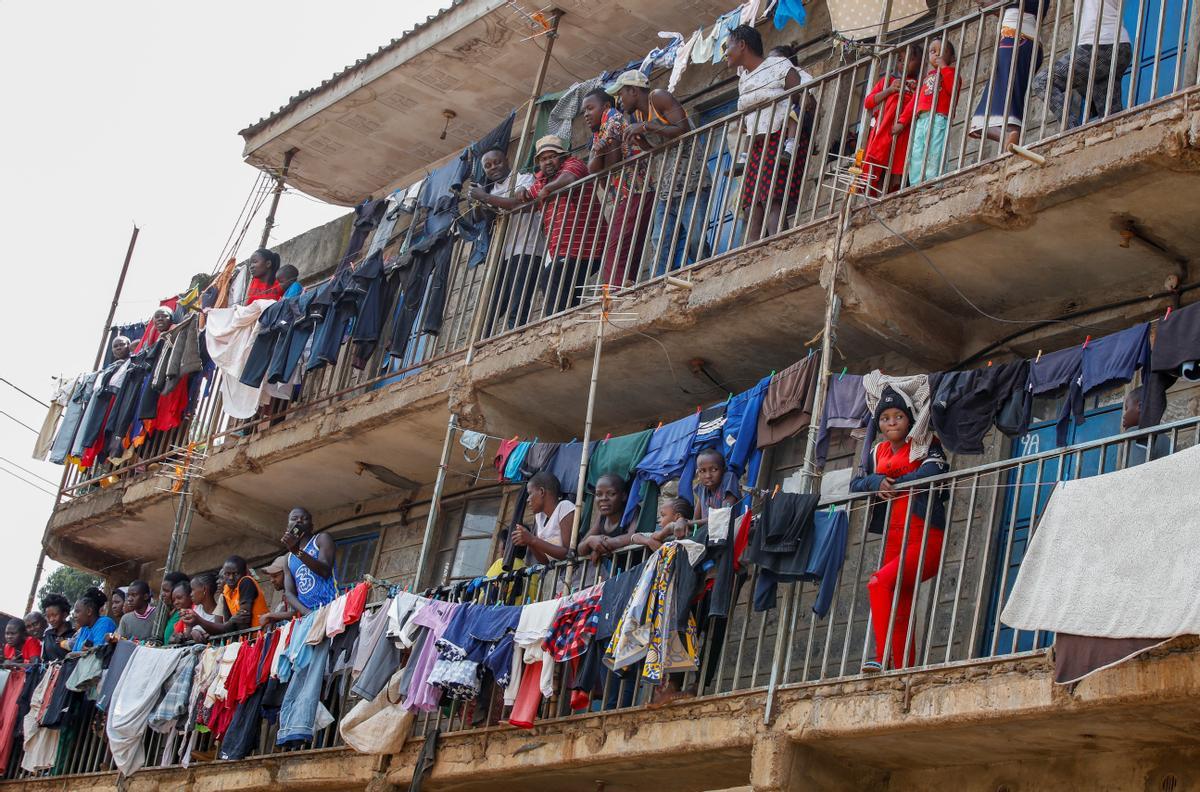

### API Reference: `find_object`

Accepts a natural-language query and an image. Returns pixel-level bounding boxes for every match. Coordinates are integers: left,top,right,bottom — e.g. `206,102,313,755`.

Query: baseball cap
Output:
261,555,289,575
606,69,650,94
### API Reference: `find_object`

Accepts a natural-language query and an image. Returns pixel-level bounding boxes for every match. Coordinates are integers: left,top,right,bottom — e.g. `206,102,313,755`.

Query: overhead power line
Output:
0,377,48,408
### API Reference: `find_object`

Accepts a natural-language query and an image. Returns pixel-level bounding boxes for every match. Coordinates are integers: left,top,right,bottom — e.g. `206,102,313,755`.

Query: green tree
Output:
36,566,102,608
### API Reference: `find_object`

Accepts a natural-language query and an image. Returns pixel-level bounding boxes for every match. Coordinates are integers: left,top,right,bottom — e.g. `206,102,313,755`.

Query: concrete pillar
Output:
751,735,888,791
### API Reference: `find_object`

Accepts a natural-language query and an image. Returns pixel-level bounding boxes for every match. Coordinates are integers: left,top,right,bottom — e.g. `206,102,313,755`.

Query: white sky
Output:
0,0,450,616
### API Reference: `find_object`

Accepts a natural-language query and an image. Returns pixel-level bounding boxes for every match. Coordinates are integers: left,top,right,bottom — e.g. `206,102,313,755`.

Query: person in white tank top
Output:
512,471,575,564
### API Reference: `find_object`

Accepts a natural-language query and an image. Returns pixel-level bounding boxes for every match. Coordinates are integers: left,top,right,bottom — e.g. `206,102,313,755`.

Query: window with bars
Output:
335,528,380,592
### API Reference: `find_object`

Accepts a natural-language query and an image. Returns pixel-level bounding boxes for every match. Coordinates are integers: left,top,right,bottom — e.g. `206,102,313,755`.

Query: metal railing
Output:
476,0,1200,339
12,416,1197,782
54,0,1198,500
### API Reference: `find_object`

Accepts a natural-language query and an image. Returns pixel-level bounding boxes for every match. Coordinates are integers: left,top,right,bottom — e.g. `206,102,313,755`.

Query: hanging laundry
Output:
1025,345,1084,446
503,441,533,482
930,360,1028,455
669,30,702,92
774,0,807,28
748,504,847,616
546,77,605,144
757,355,820,448
623,412,701,528
1140,303,1200,427
690,23,717,64
106,646,188,775
711,10,742,64
860,372,934,466
205,300,274,420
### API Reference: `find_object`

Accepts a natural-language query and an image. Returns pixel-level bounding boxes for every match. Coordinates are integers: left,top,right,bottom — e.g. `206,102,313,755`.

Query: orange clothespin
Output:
510,435,518,442
987,360,993,367
771,484,781,499
655,421,663,431
1082,335,1091,349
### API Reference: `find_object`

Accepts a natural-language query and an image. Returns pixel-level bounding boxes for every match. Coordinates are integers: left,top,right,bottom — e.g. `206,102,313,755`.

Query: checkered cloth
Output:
148,646,203,733
546,584,603,662
1032,43,1133,123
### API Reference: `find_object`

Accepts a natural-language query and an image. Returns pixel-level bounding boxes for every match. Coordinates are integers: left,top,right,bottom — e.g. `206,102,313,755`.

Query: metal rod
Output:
569,291,609,554
415,413,458,589
259,148,296,249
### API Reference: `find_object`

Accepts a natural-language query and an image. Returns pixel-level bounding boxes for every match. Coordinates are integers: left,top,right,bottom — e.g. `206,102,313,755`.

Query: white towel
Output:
1001,444,1200,638
862,371,933,463
106,646,188,775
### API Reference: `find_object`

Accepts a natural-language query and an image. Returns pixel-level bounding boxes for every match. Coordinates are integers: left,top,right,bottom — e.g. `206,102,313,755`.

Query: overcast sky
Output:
0,1,449,616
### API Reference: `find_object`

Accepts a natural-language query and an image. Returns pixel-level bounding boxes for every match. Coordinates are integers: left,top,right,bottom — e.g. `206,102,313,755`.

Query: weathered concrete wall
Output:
276,212,354,284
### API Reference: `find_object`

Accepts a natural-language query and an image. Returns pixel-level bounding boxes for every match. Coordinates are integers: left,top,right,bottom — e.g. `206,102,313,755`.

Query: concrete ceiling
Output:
859,167,1198,326
240,0,737,205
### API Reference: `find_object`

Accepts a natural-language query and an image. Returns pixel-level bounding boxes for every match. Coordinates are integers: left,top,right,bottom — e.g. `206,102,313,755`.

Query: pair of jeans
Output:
649,188,711,276
388,232,454,360
488,254,537,333
276,640,330,745
540,257,597,316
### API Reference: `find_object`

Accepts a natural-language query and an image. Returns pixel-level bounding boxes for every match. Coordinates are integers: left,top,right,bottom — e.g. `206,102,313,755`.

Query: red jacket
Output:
900,66,960,125
863,75,917,167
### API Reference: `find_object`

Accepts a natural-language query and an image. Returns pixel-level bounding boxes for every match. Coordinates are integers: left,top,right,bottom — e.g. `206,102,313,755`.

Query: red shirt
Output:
864,75,916,168
900,66,960,125
873,440,927,534
342,581,370,626
245,277,283,304
527,157,608,260
3,638,41,663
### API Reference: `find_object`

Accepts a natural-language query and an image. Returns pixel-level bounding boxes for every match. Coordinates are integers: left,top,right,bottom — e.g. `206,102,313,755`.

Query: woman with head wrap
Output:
851,373,949,673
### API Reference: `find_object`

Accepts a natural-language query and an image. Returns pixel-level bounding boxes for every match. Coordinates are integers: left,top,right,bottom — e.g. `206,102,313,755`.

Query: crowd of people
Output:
12,508,341,669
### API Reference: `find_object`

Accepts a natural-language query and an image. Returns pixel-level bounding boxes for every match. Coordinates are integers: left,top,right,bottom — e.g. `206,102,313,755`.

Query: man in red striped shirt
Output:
524,135,607,315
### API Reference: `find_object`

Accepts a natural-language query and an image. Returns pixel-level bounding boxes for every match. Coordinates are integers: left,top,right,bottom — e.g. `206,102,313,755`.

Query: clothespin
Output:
1164,306,1172,321
838,367,847,380
696,405,701,414
807,348,814,358
987,360,993,367
771,484,781,499
1082,335,1091,349
604,433,611,442
655,421,663,431
1035,349,1043,363
727,393,733,402
769,370,776,377
827,504,836,516
510,435,518,442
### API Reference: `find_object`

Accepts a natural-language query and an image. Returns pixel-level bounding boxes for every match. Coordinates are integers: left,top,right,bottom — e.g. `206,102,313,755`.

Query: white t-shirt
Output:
488,171,544,259
534,499,575,546
1075,0,1130,46
738,56,813,136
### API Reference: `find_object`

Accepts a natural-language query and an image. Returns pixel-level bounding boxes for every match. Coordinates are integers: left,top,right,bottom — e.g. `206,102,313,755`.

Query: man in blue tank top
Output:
281,507,339,614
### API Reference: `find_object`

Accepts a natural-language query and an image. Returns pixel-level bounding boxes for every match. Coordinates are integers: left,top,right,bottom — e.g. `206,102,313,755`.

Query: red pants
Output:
868,521,943,669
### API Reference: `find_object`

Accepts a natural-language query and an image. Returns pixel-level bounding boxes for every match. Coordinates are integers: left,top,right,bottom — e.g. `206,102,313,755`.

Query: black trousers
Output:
388,233,454,360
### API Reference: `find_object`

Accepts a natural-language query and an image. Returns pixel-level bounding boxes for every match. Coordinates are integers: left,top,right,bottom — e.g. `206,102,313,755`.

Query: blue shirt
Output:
71,616,117,652
289,534,339,611
283,282,303,300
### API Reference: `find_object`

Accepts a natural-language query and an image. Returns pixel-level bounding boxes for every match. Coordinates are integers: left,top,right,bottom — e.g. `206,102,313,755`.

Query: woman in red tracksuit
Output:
851,386,949,672
862,45,922,194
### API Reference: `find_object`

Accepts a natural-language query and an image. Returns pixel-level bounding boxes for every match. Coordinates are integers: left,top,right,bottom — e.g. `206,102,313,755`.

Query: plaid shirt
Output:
148,646,202,733
546,584,603,662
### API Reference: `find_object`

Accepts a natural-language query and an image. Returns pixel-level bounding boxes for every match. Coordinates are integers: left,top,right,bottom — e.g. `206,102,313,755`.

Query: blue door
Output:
980,398,1123,655
1122,0,1191,105
697,100,745,256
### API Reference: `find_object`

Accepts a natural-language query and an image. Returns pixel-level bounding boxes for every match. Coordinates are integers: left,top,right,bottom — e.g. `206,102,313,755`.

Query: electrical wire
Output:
0,465,56,498
0,455,59,487
860,198,1098,331
0,410,38,435
0,377,48,408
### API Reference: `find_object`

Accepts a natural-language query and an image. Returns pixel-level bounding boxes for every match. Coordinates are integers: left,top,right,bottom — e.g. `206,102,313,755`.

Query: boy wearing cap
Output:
610,69,711,275
259,554,298,626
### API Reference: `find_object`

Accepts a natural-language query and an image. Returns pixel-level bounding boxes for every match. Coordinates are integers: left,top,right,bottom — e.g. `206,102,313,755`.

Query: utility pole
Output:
259,148,296,250
27,224,140,612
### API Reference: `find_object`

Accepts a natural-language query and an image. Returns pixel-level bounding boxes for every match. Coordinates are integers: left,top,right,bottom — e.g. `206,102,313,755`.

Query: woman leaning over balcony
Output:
851,376,949,673
726,25,807,243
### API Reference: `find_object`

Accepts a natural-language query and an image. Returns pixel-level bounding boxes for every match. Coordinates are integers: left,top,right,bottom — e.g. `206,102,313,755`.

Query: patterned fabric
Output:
546,584,603,662
1032,44,1132,125
741,129,805,208
528,157,607,260
148,646,202,733
604,544,698,680
428,639,482,701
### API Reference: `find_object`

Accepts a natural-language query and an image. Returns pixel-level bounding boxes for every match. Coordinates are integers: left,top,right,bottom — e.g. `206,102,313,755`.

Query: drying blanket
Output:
1001,444,1200,638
